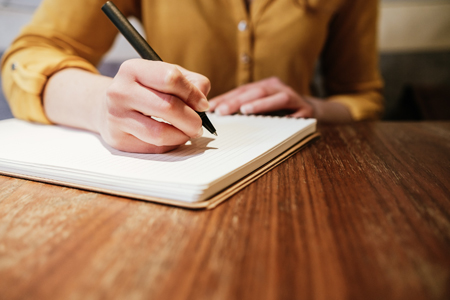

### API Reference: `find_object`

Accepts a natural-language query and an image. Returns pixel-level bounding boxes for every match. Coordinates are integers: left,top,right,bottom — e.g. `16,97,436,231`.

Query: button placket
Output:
237,18,252,86
238,20,248,32
231,0,254,87
241,53,251,64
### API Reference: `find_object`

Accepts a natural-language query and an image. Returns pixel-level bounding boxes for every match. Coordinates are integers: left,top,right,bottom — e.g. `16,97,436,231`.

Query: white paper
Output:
0,114,316,202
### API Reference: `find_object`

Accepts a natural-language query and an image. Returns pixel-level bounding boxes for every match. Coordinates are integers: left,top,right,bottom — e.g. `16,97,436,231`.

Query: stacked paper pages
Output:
0,114,316,203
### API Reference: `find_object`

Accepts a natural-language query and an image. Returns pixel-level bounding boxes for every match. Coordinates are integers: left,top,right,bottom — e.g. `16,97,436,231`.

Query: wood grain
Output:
0,122,449,300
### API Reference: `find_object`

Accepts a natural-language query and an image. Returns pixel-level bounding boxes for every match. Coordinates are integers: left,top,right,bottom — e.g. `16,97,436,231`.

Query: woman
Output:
1,0,383,153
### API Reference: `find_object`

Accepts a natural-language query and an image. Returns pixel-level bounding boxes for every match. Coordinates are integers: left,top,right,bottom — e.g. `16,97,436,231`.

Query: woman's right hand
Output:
44,59,211,154
98,59,211,153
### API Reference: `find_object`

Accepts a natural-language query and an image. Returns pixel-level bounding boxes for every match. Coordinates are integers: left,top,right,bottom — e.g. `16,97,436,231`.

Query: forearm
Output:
43,68,112,133
41,60,210,153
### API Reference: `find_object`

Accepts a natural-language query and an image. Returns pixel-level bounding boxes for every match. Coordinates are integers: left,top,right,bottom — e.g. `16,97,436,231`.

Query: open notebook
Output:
0,114,318,209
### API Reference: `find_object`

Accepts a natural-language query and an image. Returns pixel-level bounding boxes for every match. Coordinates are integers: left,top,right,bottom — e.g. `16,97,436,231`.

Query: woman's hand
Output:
209,76,353,123
99,59,211,153
209,77,314,118
44,59,211,153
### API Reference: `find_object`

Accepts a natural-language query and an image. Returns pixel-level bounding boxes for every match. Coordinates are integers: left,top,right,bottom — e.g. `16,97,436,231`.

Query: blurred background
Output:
1,0,449,120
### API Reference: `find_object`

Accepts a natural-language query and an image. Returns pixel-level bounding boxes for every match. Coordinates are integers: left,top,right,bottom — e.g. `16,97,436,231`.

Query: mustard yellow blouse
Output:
1,0,384,124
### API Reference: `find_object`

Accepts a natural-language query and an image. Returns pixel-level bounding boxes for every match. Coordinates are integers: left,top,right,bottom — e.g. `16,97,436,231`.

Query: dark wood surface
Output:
0,122,449,300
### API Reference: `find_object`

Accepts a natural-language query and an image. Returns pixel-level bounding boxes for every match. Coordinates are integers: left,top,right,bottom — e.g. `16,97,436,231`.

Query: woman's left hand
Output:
209,77,314,118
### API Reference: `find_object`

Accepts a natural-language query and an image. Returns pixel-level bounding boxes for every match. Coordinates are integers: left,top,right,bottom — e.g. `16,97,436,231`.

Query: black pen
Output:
101,1,217,136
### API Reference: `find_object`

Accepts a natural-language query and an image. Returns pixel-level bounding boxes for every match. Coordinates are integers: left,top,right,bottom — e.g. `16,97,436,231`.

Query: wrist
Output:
44,68,113,133
304,96,322,119
305,96,353,123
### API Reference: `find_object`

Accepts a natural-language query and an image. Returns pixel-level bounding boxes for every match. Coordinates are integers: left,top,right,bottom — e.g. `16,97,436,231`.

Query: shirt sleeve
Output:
1,0,140,124
320,0,384,121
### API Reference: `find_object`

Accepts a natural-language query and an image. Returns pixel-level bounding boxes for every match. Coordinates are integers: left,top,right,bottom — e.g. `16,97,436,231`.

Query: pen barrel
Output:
102,1,216,135
197,112,216,135
101,1,161,61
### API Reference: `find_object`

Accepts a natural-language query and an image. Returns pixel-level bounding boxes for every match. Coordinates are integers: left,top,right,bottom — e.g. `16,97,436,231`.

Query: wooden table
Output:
0,122,449,300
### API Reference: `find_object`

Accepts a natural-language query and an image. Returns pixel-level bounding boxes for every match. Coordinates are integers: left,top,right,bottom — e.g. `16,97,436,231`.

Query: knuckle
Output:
105,86,126,117
105,83,119,100
198,76,211,95
163,66,183,88
117,59,136,75
267,76,281,85
184,86,198,105
106,80,126,99
255,86,266,98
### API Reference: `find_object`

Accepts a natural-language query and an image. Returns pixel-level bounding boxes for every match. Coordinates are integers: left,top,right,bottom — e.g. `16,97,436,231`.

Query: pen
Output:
101,1,217,136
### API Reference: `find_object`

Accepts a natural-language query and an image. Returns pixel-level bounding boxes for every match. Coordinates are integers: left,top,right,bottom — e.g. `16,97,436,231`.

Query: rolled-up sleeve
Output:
1,0,139,123
321,0,384,121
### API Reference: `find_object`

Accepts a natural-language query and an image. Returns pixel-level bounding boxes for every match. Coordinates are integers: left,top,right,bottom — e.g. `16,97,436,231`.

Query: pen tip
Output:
213,132,218,136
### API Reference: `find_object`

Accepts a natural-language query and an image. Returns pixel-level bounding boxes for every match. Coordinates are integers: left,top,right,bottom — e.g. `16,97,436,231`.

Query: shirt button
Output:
238,20,248,31
241,54,251,64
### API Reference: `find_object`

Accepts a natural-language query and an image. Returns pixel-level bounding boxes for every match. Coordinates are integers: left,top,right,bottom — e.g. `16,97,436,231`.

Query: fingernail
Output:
216,105,229,115
240,104,252,114
198,98,210,111
194,127,204,138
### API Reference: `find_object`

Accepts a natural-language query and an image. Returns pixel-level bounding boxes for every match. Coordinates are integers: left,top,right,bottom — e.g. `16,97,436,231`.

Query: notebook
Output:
0,114,318,209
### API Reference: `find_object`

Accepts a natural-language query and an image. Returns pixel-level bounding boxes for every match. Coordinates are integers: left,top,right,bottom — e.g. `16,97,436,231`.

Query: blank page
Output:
0,115,316,202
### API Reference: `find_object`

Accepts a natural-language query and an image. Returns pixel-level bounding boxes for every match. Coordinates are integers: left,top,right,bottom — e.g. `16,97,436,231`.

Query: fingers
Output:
209,77,314,118
238,92,313,118
209,82,259,112
240,92,291,114
100,59,211,153
177,65,211,99
214,87,267,115
103,110,192,153
108,81,203,138
118,59,210,112
106,132,181,154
